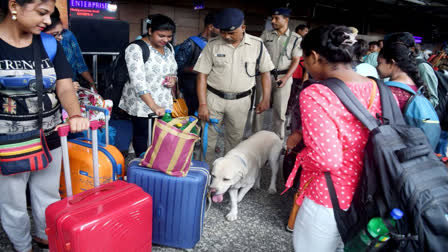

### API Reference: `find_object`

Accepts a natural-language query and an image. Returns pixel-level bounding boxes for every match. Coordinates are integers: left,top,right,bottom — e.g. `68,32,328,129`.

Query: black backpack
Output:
320,78,448,251
417,59,448,131
101,40,150,113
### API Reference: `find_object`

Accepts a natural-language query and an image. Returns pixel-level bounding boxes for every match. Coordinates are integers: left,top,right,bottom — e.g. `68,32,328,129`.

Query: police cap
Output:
213,8,244,32
272,7,291,17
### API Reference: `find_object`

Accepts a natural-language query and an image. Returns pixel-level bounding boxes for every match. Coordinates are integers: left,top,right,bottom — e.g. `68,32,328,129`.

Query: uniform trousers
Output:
203,91,251,165
253,74,293,139
0,147,62,252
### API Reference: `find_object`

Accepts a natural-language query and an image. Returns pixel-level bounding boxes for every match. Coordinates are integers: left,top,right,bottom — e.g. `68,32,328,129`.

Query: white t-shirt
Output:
355,63,379,79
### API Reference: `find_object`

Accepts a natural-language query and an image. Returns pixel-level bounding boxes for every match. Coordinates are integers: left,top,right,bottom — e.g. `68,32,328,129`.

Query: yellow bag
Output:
172,98,188,118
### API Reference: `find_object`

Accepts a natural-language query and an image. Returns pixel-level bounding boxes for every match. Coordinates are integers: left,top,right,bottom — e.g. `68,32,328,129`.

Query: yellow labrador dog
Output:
210,131,283,221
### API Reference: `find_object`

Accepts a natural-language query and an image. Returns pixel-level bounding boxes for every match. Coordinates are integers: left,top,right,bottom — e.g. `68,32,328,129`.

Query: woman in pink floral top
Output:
286,25,383,251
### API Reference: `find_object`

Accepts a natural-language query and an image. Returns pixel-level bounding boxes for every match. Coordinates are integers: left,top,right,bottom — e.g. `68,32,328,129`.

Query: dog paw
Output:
268,187,277,194
226,212,238,221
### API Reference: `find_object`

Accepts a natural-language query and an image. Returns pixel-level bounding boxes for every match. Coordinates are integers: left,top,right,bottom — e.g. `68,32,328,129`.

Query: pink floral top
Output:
286,80,382,210
388,84,417,111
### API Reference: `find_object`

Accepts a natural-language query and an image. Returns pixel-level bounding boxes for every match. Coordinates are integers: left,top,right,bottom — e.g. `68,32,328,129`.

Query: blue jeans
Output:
436,131,448,157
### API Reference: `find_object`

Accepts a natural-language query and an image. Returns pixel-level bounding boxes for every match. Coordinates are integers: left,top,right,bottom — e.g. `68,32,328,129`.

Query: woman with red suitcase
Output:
0,1,88,251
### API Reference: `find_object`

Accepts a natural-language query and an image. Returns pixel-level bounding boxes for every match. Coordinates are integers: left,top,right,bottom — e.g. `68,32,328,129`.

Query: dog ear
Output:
213,157,224,168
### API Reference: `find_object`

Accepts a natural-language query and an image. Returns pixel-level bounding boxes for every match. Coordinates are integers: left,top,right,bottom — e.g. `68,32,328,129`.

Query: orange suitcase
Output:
59,106,125,198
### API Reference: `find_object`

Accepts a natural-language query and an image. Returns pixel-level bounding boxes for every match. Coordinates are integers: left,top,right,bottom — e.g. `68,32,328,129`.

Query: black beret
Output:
213,8,244,32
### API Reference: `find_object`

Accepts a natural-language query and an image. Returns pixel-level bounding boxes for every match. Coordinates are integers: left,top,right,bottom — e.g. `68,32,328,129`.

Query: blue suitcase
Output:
127,159,210,249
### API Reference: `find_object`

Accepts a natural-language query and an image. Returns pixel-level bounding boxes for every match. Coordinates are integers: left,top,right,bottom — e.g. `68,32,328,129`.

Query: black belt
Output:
271,69,289,75
207,85,252,100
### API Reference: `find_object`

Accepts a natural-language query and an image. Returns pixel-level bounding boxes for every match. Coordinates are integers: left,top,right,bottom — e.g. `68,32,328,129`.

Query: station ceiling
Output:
123,0,448,42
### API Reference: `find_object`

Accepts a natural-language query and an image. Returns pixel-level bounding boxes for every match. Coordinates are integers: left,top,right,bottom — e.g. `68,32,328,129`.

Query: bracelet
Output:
199,103,207,106
68,114,83,120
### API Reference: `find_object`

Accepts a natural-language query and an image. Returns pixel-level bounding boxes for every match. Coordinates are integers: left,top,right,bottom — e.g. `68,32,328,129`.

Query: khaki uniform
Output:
254,29,302,139
194,33,274,164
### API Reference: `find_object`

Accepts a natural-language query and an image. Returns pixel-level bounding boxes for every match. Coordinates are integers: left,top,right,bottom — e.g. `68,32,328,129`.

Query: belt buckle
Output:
223,93,237,99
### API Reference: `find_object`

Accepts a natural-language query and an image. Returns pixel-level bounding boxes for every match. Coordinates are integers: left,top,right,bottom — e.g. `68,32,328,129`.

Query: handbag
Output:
286,175,315,231
170,79,188,118
172,98,188,118
140,116,200,177
0,36,52,175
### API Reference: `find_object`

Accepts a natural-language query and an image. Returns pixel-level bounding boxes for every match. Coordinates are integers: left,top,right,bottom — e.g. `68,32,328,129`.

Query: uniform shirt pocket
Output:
214,55,229,66
212,54,229,74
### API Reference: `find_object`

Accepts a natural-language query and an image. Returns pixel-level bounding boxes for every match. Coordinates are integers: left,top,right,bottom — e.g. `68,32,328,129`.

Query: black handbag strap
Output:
32,35,44,128
324,172,347,231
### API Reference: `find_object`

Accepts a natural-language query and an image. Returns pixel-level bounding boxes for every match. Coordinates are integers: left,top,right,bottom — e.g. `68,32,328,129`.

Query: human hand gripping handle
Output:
67,115,90,133
152,106,166,116
198,104,210,122
195,111,219,159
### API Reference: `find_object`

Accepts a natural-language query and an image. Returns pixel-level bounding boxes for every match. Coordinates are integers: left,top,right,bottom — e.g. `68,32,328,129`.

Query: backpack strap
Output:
132,40,150,63
40,32,57,62
373,77,407,125
189,36,207,50
321,77,405,129
319,78,380,131
385,81,417,95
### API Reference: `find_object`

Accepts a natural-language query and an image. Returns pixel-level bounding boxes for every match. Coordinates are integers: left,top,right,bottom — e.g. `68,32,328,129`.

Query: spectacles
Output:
51,31,63,39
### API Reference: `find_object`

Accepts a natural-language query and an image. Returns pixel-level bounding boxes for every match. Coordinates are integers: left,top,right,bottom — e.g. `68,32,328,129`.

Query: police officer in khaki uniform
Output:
194,8,274,164
253,8,302,140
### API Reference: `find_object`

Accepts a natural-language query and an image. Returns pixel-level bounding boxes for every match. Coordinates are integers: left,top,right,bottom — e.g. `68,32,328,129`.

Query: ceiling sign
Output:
69,0,118,20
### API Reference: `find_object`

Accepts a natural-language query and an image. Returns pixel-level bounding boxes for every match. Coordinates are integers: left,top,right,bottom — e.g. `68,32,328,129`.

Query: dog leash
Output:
194,112,222,159
205,190,212,217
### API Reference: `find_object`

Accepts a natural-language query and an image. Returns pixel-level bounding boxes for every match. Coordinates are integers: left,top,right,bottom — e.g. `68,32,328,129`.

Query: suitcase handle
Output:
85,105,111,145
56,121,104,137
147,113,160,147
57,121,104,197
68,185,114,204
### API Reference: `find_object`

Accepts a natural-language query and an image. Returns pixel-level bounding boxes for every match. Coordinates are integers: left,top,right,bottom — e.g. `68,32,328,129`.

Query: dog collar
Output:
234,154,247,168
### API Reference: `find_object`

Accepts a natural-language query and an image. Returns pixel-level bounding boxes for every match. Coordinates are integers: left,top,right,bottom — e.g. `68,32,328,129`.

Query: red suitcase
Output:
45,121,153,252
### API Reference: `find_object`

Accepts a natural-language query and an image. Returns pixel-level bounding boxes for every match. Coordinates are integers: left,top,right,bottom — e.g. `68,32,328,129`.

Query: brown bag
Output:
172,98,188,118
170,80,188,118
287,176,315,231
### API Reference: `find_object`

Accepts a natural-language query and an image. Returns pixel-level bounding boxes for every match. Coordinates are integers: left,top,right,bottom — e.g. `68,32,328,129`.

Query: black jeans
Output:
130,115,149,157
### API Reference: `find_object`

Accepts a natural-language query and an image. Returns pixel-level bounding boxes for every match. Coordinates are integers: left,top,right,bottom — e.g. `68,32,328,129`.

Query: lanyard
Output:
276,30,292,69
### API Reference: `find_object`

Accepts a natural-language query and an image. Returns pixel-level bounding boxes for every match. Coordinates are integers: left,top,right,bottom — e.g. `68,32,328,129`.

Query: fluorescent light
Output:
107,3,118,12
